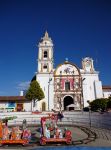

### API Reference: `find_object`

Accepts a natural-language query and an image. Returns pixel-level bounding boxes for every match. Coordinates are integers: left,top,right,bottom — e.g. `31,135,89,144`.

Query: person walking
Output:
57,111,64,121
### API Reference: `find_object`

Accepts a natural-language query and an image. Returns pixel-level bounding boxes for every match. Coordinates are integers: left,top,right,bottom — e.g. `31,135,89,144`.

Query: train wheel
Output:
40,137,46,146
66,138,72,145
40,140,46,146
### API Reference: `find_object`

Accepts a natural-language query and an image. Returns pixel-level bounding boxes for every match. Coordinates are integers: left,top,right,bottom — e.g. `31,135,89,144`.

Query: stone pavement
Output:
82,127,111,147
91,128,111,141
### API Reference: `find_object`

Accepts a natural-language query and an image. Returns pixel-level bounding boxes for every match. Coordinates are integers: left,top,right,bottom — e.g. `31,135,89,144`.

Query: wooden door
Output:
16,103,23,112
42,102,46,111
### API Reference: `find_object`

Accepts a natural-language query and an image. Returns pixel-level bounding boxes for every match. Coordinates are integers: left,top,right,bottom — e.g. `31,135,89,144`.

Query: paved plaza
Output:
0,112,111,149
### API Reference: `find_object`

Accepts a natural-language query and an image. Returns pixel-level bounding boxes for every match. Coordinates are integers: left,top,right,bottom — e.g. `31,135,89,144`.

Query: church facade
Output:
36,32,104,111
0,31,111,112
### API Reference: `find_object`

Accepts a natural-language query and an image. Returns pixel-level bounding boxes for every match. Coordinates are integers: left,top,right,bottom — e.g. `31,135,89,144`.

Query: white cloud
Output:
17,81,30,90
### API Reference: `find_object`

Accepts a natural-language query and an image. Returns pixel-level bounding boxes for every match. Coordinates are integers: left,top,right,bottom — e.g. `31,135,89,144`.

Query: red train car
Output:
40,114,72,145
0,121,31,146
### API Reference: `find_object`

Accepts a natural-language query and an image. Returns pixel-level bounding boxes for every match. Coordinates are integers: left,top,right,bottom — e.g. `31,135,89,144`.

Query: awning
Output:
6,107,14,109
67,104,77,108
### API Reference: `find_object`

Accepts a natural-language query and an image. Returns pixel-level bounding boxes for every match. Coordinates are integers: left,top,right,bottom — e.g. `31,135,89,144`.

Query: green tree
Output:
25,80,44,108
90,98,107,112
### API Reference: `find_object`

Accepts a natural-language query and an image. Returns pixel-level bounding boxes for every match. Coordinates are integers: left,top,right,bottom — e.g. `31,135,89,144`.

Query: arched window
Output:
65,81,70,91
43,65,47,69
44,51,47,58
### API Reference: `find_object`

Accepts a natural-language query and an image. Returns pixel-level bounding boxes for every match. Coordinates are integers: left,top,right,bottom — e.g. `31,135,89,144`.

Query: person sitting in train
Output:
2,125,10,140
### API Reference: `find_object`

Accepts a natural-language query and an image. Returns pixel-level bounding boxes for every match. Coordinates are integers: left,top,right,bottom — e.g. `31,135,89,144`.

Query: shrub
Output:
90,98,107,112
83,107,89,112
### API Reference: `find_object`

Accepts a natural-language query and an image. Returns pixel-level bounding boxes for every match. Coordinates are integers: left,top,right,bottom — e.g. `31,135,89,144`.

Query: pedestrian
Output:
57,111,64,121
22,119,27,130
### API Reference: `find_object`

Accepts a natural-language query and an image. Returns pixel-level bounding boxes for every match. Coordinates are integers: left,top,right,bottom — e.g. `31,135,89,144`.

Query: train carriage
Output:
40,114,72,145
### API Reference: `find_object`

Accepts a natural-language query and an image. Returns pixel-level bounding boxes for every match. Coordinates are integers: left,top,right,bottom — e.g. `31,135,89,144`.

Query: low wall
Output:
0,111,54,126
0,111,111,129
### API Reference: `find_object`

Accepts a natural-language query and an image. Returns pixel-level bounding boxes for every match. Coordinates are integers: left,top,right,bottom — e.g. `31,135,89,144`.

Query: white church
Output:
0,31,111,112
35,31,109,111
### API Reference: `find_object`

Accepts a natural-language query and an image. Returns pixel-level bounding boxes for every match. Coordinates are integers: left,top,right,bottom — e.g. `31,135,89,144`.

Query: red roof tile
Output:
102,86,111,90
0,96,30,101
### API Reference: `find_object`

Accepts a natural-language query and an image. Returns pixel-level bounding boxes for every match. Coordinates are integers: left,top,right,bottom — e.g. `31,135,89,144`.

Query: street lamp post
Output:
48,83,49,111
59,71,62,111
48,78,52,111
87,100,91,128
89,106,91,128
81,78,86,110
72,70,75,106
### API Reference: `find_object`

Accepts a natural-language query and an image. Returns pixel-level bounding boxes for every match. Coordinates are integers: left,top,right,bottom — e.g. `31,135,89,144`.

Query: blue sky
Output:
0,0,111,96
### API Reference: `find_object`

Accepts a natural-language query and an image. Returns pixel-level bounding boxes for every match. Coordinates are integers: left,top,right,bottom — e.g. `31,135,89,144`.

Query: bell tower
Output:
36,31,54,111
37,31,54,73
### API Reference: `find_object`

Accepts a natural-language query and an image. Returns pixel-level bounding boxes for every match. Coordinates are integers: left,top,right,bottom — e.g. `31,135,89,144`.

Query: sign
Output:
8,102,15,108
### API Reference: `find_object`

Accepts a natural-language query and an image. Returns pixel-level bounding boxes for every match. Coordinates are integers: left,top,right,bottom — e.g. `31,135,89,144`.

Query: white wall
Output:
94,81,103,99
0,102,7,111
24,101,32,112
81,72,102,107
103,91,111,98
36,73,54,111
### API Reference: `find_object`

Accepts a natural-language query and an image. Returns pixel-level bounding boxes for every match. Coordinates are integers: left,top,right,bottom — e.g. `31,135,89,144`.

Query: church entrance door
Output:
63,96,74,111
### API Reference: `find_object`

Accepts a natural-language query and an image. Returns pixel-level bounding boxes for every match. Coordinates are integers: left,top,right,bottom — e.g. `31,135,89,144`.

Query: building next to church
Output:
0,31,111,112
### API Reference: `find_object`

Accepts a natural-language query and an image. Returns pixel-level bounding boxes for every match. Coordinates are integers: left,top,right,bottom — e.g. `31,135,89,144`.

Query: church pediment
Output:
54,62,80,76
